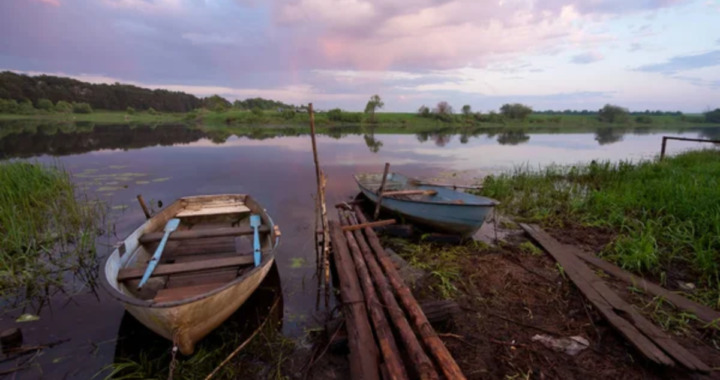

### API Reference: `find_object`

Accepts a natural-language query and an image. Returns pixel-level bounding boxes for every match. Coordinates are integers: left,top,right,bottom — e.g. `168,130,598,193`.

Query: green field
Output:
0,110,183,123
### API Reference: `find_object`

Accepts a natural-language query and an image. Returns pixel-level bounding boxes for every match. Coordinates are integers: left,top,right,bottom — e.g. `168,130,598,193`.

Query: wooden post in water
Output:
374,163,391,220
660,136,668,161
136,194,151,220
309,103,331,303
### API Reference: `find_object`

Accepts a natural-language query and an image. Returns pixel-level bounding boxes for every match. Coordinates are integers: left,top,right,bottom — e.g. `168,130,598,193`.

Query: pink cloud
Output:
272,0,690,71
38,0,60,6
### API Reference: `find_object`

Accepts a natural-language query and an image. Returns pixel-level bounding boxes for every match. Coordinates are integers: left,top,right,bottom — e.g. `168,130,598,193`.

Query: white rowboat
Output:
101,194,280,355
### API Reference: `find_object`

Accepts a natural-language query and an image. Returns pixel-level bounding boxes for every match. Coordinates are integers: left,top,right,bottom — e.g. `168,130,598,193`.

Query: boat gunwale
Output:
99,194,280,309
353,173,500,207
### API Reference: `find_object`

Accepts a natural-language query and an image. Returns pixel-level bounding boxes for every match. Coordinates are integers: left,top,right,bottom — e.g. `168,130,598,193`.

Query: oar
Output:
137,218,180,290
250,215,262,267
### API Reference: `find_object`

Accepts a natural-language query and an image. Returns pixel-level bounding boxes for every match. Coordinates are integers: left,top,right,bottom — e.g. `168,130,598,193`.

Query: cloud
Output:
716,37,720,45
672,75,720,89
570,52,604,64
182,33,238,45
38,0,60,6
629,43,643,52
635,50,720,73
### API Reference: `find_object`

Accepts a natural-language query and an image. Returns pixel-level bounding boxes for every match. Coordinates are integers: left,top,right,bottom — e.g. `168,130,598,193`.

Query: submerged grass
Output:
478,149,720,306
0,161,106,305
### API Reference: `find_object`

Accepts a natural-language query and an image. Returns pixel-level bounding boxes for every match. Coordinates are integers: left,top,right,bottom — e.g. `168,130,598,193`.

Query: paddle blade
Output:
250,215,261,227
164,218,180,232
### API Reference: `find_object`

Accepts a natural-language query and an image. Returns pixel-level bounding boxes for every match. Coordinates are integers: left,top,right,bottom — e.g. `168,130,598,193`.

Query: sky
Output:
0,0,718,112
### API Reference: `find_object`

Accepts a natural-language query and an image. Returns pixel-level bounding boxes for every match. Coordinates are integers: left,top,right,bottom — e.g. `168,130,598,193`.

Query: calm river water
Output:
0,122,717,379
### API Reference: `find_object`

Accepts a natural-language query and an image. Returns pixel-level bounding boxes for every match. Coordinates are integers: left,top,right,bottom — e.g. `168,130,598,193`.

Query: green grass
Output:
0,161,105,305
478,149,720,307
0,111,183,123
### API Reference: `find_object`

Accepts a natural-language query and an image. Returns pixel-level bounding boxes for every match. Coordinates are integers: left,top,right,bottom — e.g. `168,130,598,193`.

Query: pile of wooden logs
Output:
328,205,468,380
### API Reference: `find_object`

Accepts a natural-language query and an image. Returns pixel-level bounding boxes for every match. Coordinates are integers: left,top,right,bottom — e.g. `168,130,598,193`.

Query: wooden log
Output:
374,163,391,220
353,206,468,380
343,213,439,380
117,256,254,281
571,249,720,325
139,226,269,244
339,212,409,380
520,223,710,372
419,301,461,324
328,221,380,380
343,219,396,232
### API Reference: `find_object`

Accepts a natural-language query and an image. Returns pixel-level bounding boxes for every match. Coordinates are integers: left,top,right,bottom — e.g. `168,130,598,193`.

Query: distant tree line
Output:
0,71,202,112
0,97,93,115
232,97,294,111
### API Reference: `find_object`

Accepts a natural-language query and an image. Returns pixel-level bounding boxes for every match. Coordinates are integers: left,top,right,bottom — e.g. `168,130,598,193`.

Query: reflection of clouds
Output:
174,136,361,150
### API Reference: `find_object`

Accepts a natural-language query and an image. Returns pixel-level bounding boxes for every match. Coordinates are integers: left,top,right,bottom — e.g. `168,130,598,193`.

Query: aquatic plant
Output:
0,161,106,306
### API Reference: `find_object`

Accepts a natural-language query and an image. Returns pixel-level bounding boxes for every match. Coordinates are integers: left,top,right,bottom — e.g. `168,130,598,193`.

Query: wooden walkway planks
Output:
572,250,720,325
328,221,380,380
520,223,710,372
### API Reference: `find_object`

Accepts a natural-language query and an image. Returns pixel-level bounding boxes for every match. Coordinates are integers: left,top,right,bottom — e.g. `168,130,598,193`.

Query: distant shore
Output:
1,110,719,129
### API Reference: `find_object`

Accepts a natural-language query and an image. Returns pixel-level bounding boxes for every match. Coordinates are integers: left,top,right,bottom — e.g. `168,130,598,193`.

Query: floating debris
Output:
16,314,40,323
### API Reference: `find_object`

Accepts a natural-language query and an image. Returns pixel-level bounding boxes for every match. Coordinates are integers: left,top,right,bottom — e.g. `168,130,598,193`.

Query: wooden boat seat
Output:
118,256,254,282
139,226,269,244
154,282,227,303
176,205,251,218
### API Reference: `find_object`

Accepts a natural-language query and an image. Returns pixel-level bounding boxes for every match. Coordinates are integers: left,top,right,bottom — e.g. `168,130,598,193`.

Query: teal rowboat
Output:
354,172,498,237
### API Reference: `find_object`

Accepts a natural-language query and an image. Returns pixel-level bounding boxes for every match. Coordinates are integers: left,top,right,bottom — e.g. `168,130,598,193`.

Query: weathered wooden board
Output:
176,205,251,218
139,226,269,243
118,256,254,281
571,249,720,325
520,223,710,372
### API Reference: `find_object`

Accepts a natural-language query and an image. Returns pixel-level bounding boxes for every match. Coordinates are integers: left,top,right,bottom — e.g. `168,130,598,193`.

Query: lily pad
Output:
112,205,129,210
108,165,129,169
16,314,40,322
97,186,122,192
105,181,119,185
135,181,150,185
290,257,306,268
153,177,171,182
82,169,99,173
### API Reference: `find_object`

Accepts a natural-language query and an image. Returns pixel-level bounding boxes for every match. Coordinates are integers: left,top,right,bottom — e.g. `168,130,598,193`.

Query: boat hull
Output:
122,257,274,354
359,187,494,237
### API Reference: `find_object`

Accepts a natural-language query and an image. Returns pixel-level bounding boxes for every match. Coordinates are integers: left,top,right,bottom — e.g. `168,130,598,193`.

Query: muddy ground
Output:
299,222,720,380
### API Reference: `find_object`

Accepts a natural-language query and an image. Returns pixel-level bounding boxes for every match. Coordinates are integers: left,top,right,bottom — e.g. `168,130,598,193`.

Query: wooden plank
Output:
571,249,720,325
118,256,254,281
154,282,226,303
374,163,391,220
339,212,409,380
328,221,380,380
165,267,240,289
520,223,710,372
176,205,251,218
353,206,468,380
170,252,242,264
139,226,269,244
341,219,396,232
342,212,438,380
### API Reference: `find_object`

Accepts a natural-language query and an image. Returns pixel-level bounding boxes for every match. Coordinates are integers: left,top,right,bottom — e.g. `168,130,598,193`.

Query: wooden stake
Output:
137,194,151,220
343,212,439,380
339,211,409,380
309,103,331,305
328,221,380,380
354,206,469,380
374,163,390,220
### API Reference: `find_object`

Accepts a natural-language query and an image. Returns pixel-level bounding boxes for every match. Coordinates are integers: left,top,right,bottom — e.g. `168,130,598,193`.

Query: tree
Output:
54,100,72,113
148,107,159,115
364,95,384,122
433,101,453,122
704,108,720,123
204,95,230,111
461,105,472,117
499,103,533,120
251,107,263,116
37,98,53,111
72,102,93,114
18,100,35,114
418,105,430,118
598,104,629,123
126,106,136,115
0,99,19,114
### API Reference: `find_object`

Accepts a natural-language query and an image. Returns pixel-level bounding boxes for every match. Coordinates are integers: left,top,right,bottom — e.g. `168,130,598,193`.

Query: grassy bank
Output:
0,161,105,304
0,111,183,123
477,149,720,307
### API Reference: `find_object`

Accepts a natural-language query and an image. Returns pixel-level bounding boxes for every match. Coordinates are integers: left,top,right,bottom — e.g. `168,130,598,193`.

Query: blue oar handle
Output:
138,230,171,289
253,224,261,267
